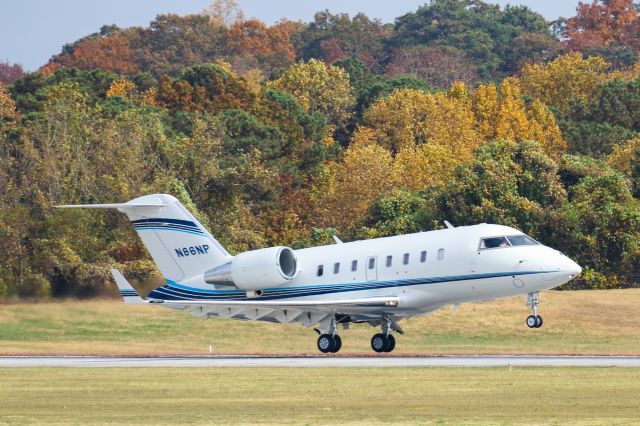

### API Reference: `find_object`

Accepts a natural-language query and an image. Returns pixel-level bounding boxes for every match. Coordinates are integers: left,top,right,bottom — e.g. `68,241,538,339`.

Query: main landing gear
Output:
315,315,402,353
317,333,342,353
525,292,543,328
371,316,398,353
317,317,342,353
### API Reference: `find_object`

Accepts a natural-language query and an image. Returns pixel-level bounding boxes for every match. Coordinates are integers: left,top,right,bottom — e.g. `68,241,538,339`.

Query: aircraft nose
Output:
564,259,582,278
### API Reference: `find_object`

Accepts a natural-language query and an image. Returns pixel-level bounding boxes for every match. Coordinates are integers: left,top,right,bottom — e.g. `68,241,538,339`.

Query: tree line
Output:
0,0,639,298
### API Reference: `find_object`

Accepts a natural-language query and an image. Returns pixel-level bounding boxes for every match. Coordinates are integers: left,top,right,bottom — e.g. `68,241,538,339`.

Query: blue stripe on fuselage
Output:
147,270,552,301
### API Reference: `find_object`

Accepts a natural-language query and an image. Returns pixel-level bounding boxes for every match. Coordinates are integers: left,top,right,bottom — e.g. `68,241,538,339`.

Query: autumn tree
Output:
312,132,397,234
0,60,24,85
226,19,299,74
385,46,480,89
268,59,355,130
472,79,566,158
0,82,19,122
42,33,138,75
132,14,227,75
202,0,244,27
156,63,257,114
518,53,609,111
608,137,640,196
358,87,482,158
563,0,639,51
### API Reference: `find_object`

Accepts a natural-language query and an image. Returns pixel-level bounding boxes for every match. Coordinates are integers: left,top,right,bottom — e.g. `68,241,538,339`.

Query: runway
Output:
1,355,640,368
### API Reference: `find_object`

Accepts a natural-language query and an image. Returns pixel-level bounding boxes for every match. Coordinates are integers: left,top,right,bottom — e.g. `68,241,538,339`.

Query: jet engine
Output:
204,246,298,291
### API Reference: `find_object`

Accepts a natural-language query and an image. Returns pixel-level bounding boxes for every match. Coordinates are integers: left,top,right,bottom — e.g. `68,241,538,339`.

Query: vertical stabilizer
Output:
57,194,231,282
120,194,231,282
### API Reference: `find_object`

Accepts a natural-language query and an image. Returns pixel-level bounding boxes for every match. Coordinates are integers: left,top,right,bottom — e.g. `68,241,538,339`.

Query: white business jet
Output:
57,194,581,353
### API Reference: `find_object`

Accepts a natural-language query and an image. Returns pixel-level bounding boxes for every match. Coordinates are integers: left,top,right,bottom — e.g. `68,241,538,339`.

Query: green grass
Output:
1,289,639,355
0,367,639,425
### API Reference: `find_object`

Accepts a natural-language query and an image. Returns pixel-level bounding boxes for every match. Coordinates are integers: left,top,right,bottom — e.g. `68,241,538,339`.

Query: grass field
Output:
0,367,639,425
0,289,639,355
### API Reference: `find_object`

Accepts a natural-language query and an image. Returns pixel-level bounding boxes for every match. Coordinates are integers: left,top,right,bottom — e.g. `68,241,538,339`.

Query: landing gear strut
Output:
525,292,543,328
317,316,342,353
371,316,398,353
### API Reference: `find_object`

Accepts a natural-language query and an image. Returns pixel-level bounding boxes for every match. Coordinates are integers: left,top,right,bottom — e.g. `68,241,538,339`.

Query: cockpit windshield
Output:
506,235,539,246
479,235,539,250
479,237,510,249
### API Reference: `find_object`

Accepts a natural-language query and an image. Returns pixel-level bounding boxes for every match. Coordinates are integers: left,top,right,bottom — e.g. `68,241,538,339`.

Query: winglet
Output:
111,269,145,304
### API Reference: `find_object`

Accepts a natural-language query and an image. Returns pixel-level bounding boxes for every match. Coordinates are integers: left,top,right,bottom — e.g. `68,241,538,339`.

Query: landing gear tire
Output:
383,334,396,353
534,315,543,328
526,315,543,328
317,334,335,353
371,333,396,353
371,333,386,353
330,334,342,353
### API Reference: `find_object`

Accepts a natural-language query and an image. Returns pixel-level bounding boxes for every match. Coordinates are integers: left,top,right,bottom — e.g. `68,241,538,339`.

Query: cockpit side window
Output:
479,236,510,250
507,235,539,246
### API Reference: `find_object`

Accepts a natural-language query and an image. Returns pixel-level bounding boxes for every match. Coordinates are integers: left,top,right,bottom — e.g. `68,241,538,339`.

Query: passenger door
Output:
365,256,378,281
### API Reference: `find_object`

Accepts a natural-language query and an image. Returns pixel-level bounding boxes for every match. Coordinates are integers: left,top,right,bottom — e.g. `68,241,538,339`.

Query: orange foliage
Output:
227,19,298,71
564,0,639,51
43,34,138,74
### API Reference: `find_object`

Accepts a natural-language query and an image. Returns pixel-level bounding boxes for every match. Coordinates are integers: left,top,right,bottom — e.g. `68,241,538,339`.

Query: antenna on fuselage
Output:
332,235,343,244
444,220,455,229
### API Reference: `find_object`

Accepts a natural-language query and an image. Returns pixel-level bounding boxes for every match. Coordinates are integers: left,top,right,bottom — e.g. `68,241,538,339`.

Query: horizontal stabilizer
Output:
111,269,146,304
56,202,166,209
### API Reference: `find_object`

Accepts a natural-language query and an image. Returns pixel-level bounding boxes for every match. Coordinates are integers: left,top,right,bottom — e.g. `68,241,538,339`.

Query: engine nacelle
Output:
204,246,298,291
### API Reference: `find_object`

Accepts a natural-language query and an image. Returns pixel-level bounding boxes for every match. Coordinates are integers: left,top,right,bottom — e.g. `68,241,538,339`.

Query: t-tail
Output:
56,194,232,282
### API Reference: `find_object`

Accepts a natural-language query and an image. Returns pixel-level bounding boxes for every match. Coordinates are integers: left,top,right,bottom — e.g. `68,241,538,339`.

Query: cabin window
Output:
403,253,410,265
437,248,445,261
420,251,427,263
351,260,358,271
479,237,510,250
386,255,392,267
317,265,324,276
333,262,340,274
368,257,376,270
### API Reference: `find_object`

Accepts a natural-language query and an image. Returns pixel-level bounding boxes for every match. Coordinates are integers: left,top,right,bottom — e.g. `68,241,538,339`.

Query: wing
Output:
154,297,400,327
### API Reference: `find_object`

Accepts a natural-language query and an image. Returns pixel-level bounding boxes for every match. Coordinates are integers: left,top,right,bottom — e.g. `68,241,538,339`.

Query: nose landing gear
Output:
525,292,543,328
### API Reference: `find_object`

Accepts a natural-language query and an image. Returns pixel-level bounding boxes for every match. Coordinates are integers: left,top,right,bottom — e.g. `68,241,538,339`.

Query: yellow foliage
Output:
447,81,471,108
494,78,530,142
313,132,397,232
243,68,265,94
106,79,137,100
267,59,355,129
526,99,566,158
472,83,499,140
608,138,640,174
394,143,458,190
471,79,566,158
361,88,482,160
519,53,608,110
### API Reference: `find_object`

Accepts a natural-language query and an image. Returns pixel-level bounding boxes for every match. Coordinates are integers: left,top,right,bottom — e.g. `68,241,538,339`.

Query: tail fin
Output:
111,269,145,304
58,194,231,282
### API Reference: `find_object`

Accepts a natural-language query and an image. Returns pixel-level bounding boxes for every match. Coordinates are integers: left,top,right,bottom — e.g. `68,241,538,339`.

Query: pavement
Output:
1,355,639,368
